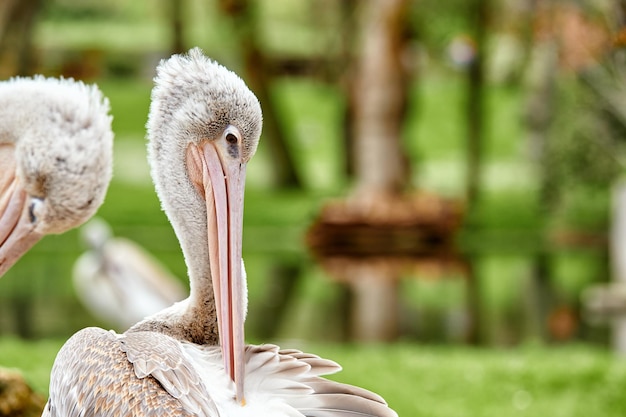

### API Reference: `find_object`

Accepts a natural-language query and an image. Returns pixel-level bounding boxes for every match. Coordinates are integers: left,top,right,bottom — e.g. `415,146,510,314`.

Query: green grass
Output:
313,343,626,417
0,338,63,394
2,338,625,417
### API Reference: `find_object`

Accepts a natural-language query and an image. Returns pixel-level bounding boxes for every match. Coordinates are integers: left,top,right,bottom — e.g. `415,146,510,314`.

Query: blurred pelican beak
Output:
187,140,247,405
0,169,44,277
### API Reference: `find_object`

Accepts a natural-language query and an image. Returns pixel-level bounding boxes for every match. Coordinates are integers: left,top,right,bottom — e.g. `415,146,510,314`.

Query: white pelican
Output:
44,49,398,417
0,76,113,276
73,217,187,330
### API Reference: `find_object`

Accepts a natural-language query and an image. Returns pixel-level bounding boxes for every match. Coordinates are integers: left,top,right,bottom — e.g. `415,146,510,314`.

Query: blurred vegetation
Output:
0,0,624,350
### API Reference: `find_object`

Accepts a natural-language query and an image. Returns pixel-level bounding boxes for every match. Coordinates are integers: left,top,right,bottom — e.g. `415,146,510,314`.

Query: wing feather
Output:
45,327,218,417
242,344,398,417
292,393,397,417
121,331,220,416
306,381,388,404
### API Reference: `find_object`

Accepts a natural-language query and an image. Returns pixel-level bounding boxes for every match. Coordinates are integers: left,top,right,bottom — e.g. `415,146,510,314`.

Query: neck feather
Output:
127,297,219,344
138,126,219,344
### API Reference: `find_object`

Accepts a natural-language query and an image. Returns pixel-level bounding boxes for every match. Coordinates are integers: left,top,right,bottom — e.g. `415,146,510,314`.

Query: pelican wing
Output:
43,327,213,417
121,331,220,416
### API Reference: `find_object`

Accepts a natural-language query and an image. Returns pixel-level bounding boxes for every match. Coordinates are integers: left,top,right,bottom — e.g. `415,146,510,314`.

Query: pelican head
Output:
0,77,113,276
147,48,262,404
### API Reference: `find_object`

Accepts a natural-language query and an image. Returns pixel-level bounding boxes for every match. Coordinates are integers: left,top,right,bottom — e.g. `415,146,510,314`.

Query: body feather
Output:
44,328,397,417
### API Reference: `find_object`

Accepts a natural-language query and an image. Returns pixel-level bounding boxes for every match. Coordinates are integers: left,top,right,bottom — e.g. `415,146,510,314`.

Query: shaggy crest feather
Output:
0,76,113,233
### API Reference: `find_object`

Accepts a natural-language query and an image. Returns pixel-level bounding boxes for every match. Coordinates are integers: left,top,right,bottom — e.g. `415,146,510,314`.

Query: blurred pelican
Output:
73,217,187,330
44,49,397,417
0,76,113,276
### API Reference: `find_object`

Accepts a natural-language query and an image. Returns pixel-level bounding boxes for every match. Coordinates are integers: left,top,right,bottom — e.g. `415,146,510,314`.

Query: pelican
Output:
73,217,187,330
44,48,398,417
0,76,113,276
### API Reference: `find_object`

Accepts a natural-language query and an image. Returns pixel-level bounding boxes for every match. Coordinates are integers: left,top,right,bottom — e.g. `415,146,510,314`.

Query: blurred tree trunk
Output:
338,0,358,180
346,0,411,342
608,181,626,353
218,0,302,188
512,0,540,86
465,0,489,207
169,0,185,55
11,296,34,339
523,2,558,342
351,0,411,200
0,0,42,77
459,0,489,345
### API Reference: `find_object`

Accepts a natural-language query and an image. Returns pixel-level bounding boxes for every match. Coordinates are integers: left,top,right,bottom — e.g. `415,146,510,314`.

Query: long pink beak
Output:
0,153,44,277
188,141,247,404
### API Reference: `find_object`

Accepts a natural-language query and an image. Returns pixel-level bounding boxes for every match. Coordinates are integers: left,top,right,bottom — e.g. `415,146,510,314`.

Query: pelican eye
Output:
224,126,241,158
28,198,44,224
226,133,238,144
